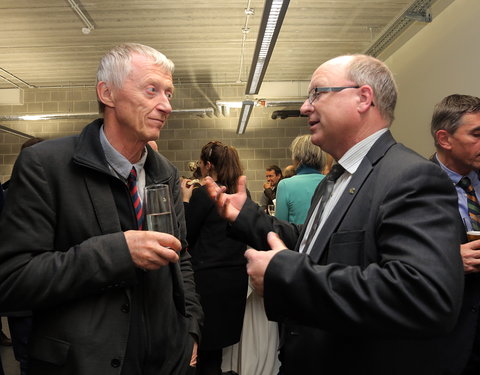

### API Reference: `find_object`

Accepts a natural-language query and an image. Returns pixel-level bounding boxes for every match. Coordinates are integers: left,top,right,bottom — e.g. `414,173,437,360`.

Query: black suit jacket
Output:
231,131,464,375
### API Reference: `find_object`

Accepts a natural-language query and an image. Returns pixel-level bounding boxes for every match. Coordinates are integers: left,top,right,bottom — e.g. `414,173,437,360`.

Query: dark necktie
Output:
303,163,345,251
127,167,143,230
458,176,480,231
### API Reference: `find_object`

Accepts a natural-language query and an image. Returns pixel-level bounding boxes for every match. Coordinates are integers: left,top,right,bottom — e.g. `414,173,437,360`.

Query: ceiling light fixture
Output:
245,0,290,95
236,101,255,135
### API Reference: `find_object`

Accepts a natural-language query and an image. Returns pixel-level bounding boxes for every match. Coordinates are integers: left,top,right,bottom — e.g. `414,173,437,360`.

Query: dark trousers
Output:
196,348,222,375
0,318,5,375
0,354,5,375
8,316,32,375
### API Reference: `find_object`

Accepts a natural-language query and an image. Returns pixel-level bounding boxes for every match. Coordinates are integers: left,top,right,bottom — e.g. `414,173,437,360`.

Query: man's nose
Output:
155,94,172,114
300,98,313,115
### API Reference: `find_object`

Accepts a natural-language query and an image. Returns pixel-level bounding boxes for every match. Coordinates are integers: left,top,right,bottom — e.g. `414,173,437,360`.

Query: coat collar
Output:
72,119,175,185
73,119,178,236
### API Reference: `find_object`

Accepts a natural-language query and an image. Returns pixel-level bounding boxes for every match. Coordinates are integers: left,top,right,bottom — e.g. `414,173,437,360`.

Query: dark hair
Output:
200,141,243,193
21,137,45,150
431,94,480,147
266,165,282,177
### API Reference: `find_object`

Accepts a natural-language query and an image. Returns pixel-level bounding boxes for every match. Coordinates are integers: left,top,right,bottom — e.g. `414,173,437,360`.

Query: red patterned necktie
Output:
127,167,143,230
458,176,480,231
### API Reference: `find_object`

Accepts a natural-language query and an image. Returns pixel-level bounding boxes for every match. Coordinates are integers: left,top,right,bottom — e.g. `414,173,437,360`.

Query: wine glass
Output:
144,184,174,234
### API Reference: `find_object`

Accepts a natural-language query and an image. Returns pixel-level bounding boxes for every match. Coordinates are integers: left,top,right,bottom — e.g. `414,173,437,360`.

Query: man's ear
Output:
97,81,115,109
436,129,453,150
357,85,375,113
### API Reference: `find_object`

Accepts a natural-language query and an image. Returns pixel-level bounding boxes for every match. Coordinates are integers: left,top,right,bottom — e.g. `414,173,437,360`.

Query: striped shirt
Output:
301,128,388,254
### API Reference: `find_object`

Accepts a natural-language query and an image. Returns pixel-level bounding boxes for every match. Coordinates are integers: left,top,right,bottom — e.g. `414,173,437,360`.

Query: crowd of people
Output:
0,42,479,375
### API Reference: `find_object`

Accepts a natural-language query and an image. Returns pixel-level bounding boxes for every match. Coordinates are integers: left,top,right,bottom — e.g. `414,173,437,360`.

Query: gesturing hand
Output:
204,175,248,222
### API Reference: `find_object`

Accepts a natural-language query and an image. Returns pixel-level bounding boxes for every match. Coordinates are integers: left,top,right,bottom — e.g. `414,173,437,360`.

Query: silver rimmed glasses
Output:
307,86,360,105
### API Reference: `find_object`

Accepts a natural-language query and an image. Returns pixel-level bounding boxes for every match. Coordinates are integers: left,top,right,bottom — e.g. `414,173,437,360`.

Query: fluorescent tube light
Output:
236,101,255,135
245,0,290,95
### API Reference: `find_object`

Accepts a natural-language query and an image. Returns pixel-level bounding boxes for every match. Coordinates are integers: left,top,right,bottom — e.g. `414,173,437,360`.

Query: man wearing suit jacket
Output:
206,54,464,375
0,43,202,375
430,94,480,374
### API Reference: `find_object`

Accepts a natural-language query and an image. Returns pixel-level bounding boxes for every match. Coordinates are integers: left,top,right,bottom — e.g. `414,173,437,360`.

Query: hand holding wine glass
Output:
125,184,180,270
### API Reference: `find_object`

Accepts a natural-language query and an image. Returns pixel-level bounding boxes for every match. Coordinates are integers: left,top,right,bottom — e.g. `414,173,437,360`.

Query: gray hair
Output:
290,134,325,171
96,43,174,112
97,43,174,87
346,54,397,125
431,94,480,147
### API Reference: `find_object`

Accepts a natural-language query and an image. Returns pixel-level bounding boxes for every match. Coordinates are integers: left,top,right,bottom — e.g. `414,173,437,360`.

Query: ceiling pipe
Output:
67,0,95,34
262,99,304,107
0,125,34,139
0,108,215,121
0,68,36,89
365,0,433,57
0,113,99,121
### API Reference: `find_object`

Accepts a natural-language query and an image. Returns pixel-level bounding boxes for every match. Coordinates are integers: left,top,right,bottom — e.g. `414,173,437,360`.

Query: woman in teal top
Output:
275,134,327,224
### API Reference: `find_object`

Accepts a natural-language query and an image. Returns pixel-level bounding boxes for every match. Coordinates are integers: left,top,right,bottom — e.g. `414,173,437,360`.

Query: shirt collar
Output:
337,128,388,174
434,153,480,187
99,126,147,180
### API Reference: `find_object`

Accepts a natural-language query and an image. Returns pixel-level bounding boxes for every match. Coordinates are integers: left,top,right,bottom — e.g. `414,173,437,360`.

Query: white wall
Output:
384,0,480,157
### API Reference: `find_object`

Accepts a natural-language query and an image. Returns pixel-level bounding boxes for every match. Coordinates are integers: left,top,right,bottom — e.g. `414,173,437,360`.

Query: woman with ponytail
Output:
181,141,249,375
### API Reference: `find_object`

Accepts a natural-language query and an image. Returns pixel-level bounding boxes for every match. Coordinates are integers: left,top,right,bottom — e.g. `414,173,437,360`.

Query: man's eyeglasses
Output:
307,86,360,105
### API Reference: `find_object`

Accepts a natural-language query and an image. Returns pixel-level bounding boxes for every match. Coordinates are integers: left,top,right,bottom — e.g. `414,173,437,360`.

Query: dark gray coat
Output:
0,119,202,375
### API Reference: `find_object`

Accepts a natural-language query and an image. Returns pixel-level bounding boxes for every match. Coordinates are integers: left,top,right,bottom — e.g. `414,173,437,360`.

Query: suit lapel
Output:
84,173,135,301
308,131,397,263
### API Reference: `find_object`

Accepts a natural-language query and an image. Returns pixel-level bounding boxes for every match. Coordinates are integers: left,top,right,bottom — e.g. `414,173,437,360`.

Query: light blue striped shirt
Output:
434,153,480,223
99,125,148,201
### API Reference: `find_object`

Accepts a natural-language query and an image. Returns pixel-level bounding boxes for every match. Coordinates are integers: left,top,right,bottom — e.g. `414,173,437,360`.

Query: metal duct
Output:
0,108,215,121
365,0,433,57
264,100,304,107
271,110,306,120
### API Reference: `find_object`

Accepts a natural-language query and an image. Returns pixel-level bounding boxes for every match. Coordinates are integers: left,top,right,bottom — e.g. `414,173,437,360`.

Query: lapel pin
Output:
349,187,356,194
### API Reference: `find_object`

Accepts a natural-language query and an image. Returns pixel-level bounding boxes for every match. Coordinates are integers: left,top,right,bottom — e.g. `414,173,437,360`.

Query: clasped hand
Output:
245,232,287,296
